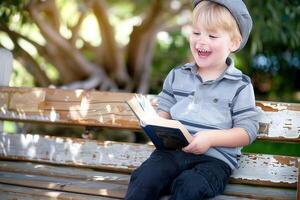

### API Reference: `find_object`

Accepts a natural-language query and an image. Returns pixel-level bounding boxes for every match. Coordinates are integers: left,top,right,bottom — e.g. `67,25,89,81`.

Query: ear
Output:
230,37,241,52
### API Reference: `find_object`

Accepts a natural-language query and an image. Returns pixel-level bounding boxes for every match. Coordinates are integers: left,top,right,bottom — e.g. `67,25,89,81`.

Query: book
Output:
126,94,193,150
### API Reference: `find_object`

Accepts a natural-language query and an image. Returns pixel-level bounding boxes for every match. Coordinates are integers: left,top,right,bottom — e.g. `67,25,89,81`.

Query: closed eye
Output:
209,35,218,39
193,32,200,35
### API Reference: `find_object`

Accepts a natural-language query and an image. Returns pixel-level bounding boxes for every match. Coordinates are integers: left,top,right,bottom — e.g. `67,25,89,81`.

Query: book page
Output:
135,94,158,118
127,94,158,122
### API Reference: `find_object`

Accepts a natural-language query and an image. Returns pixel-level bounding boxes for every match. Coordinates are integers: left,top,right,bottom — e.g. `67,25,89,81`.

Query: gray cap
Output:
193,0,252,50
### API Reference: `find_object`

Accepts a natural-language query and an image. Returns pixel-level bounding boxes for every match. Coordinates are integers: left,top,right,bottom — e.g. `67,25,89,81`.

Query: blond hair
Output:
192,1,242,42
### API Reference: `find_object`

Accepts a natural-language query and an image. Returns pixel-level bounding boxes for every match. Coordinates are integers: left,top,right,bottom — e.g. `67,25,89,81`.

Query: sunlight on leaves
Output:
80,15,101,46
0,33,15,50
10,60,34,87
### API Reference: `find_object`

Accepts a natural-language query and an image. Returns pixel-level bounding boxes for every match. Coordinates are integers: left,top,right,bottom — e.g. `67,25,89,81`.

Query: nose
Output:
193,33,208,42
194,35,208,48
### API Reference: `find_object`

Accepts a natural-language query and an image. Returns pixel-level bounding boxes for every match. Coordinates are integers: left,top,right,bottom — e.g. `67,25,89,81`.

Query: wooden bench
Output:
0,86,299,199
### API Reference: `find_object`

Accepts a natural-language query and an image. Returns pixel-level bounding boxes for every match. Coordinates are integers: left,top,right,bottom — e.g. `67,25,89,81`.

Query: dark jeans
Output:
124,150,232,200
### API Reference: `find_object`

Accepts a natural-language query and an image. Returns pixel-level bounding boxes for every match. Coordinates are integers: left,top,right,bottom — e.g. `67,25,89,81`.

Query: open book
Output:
126,94,193,150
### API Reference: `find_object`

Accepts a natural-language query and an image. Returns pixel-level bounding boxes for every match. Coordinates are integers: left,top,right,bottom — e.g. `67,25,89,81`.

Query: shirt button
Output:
213,98,218,103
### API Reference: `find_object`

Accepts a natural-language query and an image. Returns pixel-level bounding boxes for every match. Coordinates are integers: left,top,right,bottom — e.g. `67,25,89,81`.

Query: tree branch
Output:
15,45,52,87
90,0,130,86
27,0,96,75
127,0,166,92
62,70,118,91
0,22,77,83
127,0,192,93
33,0,61,31
0,27,51,86
69,11,87,46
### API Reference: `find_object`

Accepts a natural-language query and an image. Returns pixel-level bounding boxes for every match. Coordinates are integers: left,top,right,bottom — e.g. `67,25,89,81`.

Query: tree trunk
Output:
126,0,165,93
91,0,130,87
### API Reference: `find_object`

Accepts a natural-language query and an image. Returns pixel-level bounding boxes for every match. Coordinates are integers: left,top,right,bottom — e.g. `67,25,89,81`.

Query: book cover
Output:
126,94,193,150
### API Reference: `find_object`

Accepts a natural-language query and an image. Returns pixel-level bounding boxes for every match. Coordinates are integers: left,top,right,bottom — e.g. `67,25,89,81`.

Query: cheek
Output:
189,36,196,49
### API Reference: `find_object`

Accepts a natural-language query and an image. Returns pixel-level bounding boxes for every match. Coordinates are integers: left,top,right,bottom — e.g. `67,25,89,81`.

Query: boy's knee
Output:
171,172,215,199
130,164,175,190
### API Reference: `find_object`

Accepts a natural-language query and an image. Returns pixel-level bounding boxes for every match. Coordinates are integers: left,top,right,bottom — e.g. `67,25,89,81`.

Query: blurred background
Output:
1,0,300,156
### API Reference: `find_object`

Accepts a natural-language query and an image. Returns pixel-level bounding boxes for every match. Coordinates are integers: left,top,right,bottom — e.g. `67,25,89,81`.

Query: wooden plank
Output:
1,86,300,141
0,171,127,198
0,183,117,200
0,133,298,188
0,171,296,200
0,161,296,199
230,154,299,188
0,86,139,129
223,184,296,200
9,90,46,112
210,196,257,200
0,133,153,172
257,101,300,141
0,161,130,185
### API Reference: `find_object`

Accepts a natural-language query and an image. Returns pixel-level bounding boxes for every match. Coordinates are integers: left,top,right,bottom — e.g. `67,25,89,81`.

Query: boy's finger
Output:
182,145,191,152
183,143,195,152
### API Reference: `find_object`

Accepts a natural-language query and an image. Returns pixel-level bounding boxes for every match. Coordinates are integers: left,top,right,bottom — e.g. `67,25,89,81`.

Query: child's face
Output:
189,21,239,70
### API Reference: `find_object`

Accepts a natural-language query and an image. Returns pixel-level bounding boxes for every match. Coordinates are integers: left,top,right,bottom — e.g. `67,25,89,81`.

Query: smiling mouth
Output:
197,49,211,57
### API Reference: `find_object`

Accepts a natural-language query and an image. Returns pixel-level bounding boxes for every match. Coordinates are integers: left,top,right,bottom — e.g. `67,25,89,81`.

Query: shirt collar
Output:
182,62,198,75
181,57,243,81
222,57,243,81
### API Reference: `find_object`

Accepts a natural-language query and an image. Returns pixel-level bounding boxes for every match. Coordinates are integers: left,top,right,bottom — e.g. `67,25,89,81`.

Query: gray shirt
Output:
157,58,260,169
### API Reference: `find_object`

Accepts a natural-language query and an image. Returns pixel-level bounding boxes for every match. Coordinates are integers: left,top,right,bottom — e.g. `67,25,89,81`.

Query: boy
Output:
125,0,260,199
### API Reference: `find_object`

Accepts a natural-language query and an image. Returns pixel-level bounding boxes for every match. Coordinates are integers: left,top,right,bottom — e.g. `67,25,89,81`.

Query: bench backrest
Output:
0,86,300,142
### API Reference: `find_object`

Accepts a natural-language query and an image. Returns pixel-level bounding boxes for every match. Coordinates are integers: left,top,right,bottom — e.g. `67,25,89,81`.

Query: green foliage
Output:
246,0,300,51
10,60,34,86
242,0,300,102
151,30,190,94
242,140,300,157
0,0,29,24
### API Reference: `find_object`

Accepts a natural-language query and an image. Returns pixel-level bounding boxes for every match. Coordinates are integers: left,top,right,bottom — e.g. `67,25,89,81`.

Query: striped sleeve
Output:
232,82,261,143
157,69,177,113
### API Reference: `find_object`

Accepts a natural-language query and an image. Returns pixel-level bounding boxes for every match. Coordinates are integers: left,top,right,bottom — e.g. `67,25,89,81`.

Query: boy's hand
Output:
182,132,212,154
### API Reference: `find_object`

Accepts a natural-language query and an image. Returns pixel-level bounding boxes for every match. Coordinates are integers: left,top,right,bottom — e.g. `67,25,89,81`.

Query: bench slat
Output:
223,184,296,200
0,133,298,188
0,183,116,200
209,196,256,200
0,171,127,198
0,87,138,129
1,86,300,141
0,162,296,200
0,161,129,185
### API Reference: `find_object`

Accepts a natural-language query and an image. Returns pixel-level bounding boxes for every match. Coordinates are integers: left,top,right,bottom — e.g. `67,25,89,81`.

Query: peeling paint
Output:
0,133,298,188
232,154,298,185
259,110,300,138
